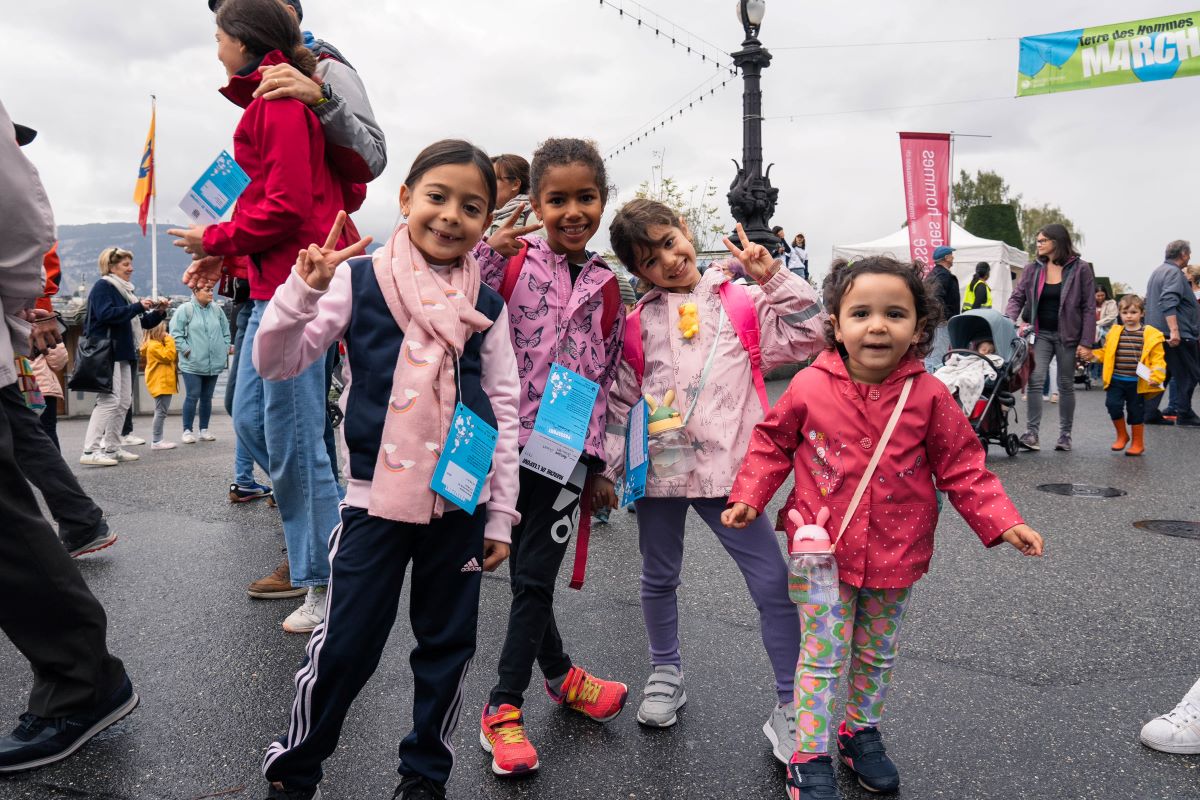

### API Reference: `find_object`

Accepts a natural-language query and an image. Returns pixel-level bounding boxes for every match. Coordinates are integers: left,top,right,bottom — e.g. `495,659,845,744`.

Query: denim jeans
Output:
1026,332,1077,436
181,372,218,432
152,395,171,442
1105,379,1146,425
233,300,337,587
227,301,257,487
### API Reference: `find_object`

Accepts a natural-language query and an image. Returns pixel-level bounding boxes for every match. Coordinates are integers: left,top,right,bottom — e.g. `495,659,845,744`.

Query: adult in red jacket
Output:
169,0,348,634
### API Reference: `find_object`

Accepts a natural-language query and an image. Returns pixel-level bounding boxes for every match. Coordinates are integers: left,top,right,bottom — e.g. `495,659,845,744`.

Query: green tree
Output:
1019,203,1085,256
963,204,1023,250
634,151,727,254
953,169,1021,224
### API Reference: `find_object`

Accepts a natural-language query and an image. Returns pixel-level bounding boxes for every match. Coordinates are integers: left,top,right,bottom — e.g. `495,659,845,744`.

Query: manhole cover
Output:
1133,520,1200,540
1036,483,1127,498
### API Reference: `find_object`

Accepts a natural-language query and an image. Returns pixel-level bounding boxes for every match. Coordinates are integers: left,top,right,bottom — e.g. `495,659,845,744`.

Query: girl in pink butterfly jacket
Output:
595,199,825,761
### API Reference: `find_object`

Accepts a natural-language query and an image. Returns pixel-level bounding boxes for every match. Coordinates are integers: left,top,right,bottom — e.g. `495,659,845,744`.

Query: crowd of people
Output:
0,2,1196,799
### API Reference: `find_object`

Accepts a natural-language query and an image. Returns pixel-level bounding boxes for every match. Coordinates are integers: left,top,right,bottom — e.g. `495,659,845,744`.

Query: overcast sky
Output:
6,0,1193,288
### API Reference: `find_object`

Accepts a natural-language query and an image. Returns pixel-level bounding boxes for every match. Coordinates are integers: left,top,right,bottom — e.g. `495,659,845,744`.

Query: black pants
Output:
263,504,484,788
1105,379,1146,424
4,385,105,542
121,406,133,437
0,383,126,717
40,398,59,451
489,464,587,709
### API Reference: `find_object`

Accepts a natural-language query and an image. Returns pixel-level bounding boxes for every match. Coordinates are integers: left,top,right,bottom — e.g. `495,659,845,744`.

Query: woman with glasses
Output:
80,247,166,466
1005,224,1096,452
487,153,538,237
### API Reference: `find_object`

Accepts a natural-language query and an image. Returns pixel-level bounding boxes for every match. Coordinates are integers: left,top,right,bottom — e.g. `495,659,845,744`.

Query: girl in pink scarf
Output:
252,140,522,800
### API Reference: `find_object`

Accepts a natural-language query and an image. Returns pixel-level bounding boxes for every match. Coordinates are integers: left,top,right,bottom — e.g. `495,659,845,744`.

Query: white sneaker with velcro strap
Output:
636,665,686,727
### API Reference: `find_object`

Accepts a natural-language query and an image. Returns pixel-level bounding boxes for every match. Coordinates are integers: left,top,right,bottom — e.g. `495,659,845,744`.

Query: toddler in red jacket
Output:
722,256,1043,800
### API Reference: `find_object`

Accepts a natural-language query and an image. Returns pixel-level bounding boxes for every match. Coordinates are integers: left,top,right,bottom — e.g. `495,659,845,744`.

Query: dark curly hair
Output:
530,138,609,206
821,256,943,358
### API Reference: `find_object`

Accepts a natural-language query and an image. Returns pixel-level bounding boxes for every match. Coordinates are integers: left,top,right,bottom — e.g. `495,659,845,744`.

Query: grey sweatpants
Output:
152,395,171,443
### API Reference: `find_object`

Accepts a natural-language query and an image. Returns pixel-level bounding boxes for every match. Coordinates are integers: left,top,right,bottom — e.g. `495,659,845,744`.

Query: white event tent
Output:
832,222,1028,314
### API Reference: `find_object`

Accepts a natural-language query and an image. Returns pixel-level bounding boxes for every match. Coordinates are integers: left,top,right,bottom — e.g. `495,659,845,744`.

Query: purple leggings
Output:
635,496,800,704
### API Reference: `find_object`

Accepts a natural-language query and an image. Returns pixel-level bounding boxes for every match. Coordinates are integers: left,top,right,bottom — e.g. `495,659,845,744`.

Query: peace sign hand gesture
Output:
296,211,374,292
722,223,779,284
486,202,542,257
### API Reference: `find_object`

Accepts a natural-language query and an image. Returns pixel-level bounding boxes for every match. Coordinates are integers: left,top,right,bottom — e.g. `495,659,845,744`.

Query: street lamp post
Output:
727,0,781,252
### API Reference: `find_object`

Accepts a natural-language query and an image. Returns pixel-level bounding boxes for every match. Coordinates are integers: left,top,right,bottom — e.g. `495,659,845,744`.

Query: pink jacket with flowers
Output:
729,350,1023,589
473,237,625,463
605,262,825,497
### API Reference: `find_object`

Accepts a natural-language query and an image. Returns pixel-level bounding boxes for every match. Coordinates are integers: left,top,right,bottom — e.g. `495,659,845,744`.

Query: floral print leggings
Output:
794,582,912,754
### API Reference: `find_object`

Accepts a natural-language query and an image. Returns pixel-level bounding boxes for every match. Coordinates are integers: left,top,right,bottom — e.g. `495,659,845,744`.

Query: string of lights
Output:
771,36,1018,50
595,0,731,68
604,70,737,161
762,94,1015,121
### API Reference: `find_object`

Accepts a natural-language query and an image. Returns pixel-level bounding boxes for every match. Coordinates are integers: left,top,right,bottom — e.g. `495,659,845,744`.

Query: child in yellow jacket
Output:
140,322,178,451
1089,294,1166,456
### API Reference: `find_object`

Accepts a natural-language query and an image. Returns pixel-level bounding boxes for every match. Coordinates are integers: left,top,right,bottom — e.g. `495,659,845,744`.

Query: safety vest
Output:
962,279,992,311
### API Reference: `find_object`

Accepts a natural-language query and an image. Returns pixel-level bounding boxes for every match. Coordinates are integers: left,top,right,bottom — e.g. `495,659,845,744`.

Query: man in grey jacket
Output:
0,100,139,773
1145,239,1200,426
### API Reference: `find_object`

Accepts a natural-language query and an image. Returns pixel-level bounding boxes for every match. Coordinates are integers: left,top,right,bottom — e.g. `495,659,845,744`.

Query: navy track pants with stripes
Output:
263,503,485,789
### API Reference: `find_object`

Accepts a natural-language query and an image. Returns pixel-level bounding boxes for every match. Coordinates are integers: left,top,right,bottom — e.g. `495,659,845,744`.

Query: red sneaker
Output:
545,665,628,722
480,704,539,776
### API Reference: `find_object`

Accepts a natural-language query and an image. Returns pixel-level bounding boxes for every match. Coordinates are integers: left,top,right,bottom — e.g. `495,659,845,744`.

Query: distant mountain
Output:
55,223,196,299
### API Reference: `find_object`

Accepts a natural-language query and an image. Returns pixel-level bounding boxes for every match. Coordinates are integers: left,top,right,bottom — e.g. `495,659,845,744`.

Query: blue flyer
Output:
519,363,600,484
621,399,648,507
430,403,499,515
178,150,251,225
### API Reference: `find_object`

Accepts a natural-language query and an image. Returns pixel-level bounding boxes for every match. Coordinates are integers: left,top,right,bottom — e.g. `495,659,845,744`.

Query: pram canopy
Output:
947,309,1019,362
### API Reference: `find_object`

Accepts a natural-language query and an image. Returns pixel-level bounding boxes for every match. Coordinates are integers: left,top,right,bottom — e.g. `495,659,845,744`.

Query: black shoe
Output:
264,785,321,800
60,518,117,558
837,725,899,793
230,482,275,503
786,755,841,799
1145,413,1174,426
1175,414,1200,428
0,675,138,773
393,775,447,800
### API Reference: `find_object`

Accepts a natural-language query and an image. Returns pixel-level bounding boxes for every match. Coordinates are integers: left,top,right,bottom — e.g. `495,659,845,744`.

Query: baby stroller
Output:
943,309,1030,456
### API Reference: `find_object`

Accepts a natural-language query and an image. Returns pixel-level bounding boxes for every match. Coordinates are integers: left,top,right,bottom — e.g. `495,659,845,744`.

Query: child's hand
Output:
1001,524,1043,556
483,540,510,572
722,223,778,284
296,211,374,291
486,203,542,257
721,502,759,529
592,476,619,510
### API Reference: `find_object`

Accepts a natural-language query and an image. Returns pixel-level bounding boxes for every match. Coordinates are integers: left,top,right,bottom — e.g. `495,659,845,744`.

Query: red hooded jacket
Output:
202,50,347,301
730,350,1023,589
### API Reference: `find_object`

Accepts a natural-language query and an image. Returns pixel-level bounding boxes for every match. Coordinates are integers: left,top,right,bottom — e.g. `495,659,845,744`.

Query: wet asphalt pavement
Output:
1,383,1199,800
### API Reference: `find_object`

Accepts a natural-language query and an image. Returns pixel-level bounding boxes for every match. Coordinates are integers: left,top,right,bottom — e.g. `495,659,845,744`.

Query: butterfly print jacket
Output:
730,350,1024,589
473,236,625,464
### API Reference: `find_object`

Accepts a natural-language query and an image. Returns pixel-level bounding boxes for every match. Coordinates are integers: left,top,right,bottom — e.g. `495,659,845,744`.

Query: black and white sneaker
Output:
393,775,447,799
786,754,841,800
0,674,138,772
61,519,117,558
837,724,899,793
229,482,276,506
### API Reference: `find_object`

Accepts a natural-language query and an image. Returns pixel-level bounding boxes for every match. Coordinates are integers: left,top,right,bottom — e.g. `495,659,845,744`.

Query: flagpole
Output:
150,95,158,298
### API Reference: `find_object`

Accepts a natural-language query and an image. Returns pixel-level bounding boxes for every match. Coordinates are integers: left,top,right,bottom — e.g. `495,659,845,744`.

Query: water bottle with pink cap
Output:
787,507,840,606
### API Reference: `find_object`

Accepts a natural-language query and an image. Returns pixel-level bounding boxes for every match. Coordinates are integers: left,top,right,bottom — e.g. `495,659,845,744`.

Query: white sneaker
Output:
181,430,197,444
113,449,140,462
121,434,146,446
80,451,119,467
282,586,327,634
198,429,216,442
1141,679,1200,754
636,666,686,727
763,701,797,764
151,441,177,450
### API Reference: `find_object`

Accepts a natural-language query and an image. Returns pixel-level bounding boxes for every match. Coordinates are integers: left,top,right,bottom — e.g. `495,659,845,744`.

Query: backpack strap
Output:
719,280,769,412
498,240,530,303
622,305,645,384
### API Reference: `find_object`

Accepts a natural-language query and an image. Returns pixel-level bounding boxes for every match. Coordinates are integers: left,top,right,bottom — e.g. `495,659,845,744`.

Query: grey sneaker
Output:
762,701,797,764
1018,431,1040,451
635,666,686,727
1054,433,1072,452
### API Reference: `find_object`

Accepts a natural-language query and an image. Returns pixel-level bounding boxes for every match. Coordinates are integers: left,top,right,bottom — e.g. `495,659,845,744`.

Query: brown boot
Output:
1126,424,1145,457
248,559,307,599
1111,418,1129,450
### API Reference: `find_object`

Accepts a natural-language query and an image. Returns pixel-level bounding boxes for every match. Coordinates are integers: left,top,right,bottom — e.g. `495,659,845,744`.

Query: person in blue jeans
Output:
170,286,231,444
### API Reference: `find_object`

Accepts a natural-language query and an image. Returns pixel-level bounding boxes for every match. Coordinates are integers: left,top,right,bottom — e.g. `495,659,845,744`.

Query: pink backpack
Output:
622,280,769,412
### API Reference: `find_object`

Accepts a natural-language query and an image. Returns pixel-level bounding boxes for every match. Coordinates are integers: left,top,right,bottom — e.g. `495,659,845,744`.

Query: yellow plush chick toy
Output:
678,302,699,339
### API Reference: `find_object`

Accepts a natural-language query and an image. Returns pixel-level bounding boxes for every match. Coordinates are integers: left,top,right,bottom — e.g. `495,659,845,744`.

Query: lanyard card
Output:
621,399,648,507
519,363,600,484
430,403,499,515
179,150,251,226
